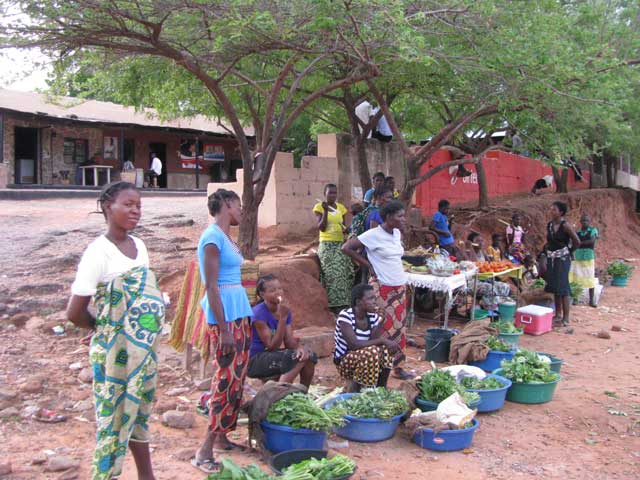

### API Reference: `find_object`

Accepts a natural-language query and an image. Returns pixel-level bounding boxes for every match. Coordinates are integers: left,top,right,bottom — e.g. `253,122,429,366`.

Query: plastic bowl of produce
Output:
413,418,480,451
469,349,516,372
261,421,327,453
492,368,561,404
464,374,512,412
414,395,481,412
268,449,356,479
535,352,564,373
324,393,404,443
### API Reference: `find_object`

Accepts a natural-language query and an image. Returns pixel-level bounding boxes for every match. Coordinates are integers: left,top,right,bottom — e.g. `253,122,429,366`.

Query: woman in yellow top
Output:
313,184,354,311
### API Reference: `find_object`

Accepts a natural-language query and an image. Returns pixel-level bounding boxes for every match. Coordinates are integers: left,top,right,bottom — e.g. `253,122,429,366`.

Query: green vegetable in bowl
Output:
334,387,408,420
486,335,512,352
281,454,356,480
490,321,523,334
206,458,273,479
418,368,480,405
607,260,634,277
532,278,546,289
266,393,345,431
500,350,559,384
460,376,504,390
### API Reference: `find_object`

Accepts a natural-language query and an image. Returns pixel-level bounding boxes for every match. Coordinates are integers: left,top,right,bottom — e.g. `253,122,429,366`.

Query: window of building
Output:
63,138,88,164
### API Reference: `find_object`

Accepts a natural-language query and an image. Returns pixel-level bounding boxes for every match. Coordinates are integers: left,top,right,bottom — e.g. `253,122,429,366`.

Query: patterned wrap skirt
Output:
336,345,393,387
369,280,407,365
317,241,354,308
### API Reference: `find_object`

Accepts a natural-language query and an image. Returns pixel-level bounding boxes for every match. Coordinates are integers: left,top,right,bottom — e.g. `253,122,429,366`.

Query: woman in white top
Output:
333,284,398,392
67,182,165,480
342,200,414,380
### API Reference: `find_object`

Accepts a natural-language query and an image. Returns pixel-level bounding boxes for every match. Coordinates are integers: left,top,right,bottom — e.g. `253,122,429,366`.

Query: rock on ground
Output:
0,407,20,419
44,456,80,472
77,367,93,384
162,410,195,429
0,461,11,476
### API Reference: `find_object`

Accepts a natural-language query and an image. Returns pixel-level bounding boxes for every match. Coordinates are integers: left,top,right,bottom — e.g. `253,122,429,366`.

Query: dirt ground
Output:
1,192,639,480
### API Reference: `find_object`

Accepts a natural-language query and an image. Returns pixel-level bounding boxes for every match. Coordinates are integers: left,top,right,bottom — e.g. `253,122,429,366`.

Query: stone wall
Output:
167,172,199,189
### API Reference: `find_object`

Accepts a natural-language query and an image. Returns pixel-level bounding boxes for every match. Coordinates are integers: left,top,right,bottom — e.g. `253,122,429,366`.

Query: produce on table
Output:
266,393,346,431
532,278,546,289
486,336,514,352
491,321,524,334
500,350,559,384
206,458,273,479
281,454,356,480
418,368,480,405
426,256,457,275
460,376,505,390
333,387,408,420
476,260,515,274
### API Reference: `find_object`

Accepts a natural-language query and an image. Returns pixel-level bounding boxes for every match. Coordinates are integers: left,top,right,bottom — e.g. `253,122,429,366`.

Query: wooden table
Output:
79,165,113,186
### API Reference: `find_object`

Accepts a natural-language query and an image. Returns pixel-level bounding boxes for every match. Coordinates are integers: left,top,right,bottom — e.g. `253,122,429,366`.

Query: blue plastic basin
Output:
261,420,327,453
469,349,516,372
413,418,480,451
324,393,404,443
465,374,512,413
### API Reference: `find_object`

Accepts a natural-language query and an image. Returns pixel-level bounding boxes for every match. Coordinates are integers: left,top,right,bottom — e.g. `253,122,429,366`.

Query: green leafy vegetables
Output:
418,368,480,405
206,455,356,480
486,336,513,352
607,260,634,277
334,387,408,420
500,350,559,384
491,321,524,334
281,454,356,480
266,393,345,431
460,376,505,390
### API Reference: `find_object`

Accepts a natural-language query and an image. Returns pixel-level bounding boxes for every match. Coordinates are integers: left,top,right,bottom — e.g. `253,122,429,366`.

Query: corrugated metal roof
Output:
0,88,254,137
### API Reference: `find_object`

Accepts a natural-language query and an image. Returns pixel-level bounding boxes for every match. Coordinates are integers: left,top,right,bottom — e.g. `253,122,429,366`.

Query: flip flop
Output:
392,369,416,381
33,408,67,423
213,442,247,453
190,457,220,474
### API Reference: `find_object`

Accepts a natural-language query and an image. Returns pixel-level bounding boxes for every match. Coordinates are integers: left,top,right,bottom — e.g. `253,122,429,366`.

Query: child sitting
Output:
487,233,503,261
522,254,539,288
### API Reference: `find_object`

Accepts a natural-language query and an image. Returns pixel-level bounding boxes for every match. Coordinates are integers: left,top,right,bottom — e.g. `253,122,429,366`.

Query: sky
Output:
0,47,51,92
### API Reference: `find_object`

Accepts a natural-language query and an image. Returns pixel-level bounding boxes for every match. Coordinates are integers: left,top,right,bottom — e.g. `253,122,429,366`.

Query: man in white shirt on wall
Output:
531,174,554,195
147,153,162,188
371,107,393,143
354,100,373,138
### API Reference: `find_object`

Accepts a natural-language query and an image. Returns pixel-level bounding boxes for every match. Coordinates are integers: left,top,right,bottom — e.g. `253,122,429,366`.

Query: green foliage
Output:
486,336,513,352
490,321,524,334
206,458,273,480
607,260,634,277
418,368,480,405
266,393,345,431
569,282,584,303
334,387,409,420
460,376,505,391
281,454,356,480
500,350,559,384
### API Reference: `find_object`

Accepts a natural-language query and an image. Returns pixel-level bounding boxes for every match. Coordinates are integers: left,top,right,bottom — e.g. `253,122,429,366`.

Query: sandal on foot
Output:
213,442,247,453
392,369,416,380
191,457,220,474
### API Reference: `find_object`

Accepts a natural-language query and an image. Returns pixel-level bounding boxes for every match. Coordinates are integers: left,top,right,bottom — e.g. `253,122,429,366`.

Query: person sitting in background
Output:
365,186,393,230
348,203,364,235
385,176,400,198
333,284,399,393
147,152,162,188
371,107,394,142
248,275,317,387
430,199,455,255
506,213,529,263
522,254,539,289
487,233,503,261
464,232,487,262
531,174,554,195
363,172,386,207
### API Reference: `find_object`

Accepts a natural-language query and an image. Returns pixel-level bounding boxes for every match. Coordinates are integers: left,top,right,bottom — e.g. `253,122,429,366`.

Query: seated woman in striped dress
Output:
333,284,399,393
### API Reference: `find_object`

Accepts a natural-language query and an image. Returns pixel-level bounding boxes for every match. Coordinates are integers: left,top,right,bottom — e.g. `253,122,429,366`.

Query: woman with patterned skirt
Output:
67,182,165,480
570,214,599,307
193,189,253,474
313,184,354,311
333,284,399,392
342,200,414,380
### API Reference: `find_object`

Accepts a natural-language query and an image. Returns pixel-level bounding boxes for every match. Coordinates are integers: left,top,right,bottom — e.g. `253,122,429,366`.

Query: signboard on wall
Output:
179,139,225,168
103,136,118,160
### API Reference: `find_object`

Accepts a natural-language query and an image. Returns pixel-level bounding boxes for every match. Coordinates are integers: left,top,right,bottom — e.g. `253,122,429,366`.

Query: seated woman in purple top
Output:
247,274,317,387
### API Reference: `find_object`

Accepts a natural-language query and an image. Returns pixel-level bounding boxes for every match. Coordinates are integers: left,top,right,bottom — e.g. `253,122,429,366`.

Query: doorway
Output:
149,142,167,188
14,127,39,184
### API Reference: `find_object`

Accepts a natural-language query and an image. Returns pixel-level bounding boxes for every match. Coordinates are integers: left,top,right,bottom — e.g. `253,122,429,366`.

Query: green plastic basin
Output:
497,331,523,347
492,368,561,404
536,352,563,374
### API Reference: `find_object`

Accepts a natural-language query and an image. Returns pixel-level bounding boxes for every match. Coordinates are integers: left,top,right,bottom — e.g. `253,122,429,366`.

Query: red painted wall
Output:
415,150,590,216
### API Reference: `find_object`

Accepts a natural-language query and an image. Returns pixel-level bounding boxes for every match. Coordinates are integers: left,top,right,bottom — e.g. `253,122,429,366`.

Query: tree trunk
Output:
238,197,260,260
476,157,489,209
551,166,569,193
604,152,616,187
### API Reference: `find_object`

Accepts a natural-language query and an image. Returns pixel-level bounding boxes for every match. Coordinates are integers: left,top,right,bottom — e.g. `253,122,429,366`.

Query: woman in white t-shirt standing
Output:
342,200,414,380
66,182,165,480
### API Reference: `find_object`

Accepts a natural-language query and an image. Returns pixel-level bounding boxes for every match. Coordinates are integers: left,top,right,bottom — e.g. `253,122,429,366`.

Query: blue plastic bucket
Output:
261,421,327,453
415,396,481,412
324,393,404,443
465,374,512,413
611,275,629,287
497,331,523,347
413,418,480,451
469,349,516,372
498,301,517,321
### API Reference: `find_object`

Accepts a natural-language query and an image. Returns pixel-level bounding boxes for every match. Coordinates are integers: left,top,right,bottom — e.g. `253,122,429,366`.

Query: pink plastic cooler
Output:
515,305,554,335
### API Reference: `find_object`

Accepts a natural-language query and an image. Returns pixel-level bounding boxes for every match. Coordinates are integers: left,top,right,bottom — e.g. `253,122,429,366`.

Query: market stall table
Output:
470,265,524,320
406,267,477,329
79,165,113,186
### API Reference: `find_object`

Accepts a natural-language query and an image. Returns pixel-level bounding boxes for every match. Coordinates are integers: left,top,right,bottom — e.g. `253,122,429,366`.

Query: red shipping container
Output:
515,305,554,335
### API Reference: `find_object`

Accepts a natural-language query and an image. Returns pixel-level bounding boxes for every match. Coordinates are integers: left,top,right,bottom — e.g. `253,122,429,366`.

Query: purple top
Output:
250,302,292,357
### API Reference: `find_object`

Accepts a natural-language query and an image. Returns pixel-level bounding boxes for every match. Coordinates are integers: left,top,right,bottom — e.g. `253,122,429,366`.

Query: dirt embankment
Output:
451,188,640,267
